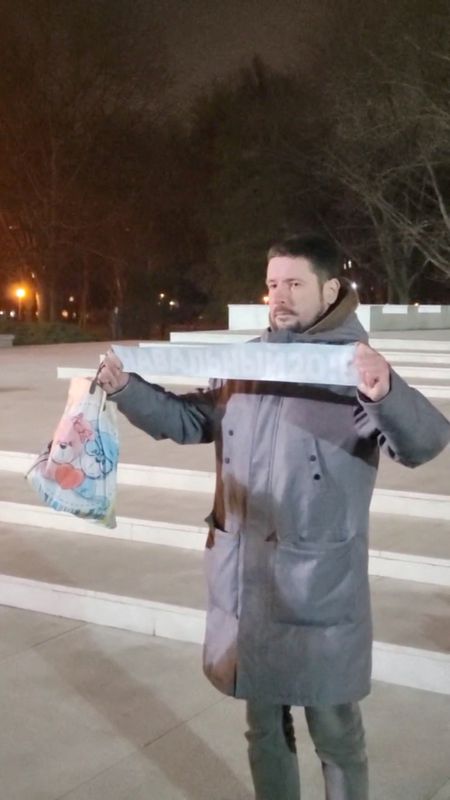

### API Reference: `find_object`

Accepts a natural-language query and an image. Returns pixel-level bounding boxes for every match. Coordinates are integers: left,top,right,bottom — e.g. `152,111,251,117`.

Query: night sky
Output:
2,0,446,317
154,0,306,106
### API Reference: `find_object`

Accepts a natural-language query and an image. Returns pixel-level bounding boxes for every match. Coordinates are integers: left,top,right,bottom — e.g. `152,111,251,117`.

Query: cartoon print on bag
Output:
40,413,118,499
77,430,119,499
42,412,94,489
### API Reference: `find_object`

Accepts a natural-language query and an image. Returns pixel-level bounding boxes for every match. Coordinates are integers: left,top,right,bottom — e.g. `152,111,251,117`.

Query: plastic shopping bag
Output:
27,377,119,527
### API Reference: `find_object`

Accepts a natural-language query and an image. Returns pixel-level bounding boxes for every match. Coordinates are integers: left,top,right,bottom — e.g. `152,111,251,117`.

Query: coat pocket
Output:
204,528,240,617
271,537,356,627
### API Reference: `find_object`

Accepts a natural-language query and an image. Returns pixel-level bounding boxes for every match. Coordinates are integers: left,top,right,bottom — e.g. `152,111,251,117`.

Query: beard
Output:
269,312,303,332
269,301,328,333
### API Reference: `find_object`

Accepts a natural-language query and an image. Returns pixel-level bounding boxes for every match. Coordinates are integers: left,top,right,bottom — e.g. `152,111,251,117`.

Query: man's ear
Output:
323,278,340,307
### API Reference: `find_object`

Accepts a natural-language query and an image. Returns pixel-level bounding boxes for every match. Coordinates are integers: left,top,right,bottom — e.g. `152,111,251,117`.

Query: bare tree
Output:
0,0,169,321
294,0,450,302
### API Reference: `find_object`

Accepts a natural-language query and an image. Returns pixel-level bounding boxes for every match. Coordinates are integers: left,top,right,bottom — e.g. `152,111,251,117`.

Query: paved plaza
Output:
0,340,449,800
0,604,449,800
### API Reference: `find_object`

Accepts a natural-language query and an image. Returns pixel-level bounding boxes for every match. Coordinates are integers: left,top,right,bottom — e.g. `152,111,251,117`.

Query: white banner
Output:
112,343,358,386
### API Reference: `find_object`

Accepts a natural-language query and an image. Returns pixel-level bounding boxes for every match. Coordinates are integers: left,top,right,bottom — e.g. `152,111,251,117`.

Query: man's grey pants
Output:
245,701,368,800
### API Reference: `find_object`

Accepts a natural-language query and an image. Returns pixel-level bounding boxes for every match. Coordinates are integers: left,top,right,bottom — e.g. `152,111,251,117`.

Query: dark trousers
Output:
245,700,368,799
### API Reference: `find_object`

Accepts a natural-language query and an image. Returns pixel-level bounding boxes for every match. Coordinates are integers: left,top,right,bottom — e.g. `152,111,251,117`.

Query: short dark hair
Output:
267,234,342,284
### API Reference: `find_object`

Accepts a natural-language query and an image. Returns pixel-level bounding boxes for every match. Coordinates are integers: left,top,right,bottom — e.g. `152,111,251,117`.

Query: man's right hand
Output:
97,349,130,395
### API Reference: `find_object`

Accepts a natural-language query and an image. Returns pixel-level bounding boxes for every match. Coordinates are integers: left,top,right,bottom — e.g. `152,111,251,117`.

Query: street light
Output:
15,287,26,320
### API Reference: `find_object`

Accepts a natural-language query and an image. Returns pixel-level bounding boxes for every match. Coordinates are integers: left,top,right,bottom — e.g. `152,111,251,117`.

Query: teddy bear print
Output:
42,413,118,498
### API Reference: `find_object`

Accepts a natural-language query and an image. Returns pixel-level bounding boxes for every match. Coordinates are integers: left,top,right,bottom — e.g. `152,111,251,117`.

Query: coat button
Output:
228,430,234,436
224,457,230,464
309,455,317,462
313,473,321,480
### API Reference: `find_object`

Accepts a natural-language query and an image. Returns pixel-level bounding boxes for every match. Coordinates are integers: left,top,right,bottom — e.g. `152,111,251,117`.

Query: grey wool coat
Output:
111,300,450,707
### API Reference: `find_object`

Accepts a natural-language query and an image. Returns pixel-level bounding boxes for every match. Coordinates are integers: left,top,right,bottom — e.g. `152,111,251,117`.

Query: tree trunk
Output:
395,286,412,304
34,278,56,322
379,233,411,305
48,284,57,322
34,281,46,322
78,256,89,329
387,278,411,304
386,281,396,303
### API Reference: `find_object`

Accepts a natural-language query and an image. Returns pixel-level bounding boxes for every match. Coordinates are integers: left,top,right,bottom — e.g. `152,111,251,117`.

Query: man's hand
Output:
353,342,391,402
97,349,130,395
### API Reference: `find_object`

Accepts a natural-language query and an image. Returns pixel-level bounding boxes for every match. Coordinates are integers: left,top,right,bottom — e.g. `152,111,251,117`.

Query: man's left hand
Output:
353,342,391,402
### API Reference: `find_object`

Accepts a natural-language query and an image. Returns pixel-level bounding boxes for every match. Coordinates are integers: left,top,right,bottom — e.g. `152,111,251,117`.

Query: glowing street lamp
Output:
15,287,26,320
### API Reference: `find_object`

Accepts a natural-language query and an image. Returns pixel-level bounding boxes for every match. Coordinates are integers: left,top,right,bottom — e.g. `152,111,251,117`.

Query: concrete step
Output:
3,450,450,510
169,331,450,351
170,330,255,344
370,514,450,560
0,449,217,493
395,366,450,380
1,498,449,587
0,472,449,586
4,461,450,523
368,515,450,585
4,464,450,532
0,520,448,695
370,338,450,352
384,352,450,365
376,442,450,496
402,386,450,399
0,469,212,529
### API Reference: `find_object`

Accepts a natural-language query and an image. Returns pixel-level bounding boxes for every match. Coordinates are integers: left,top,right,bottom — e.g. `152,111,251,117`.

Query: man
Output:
99,234,450,800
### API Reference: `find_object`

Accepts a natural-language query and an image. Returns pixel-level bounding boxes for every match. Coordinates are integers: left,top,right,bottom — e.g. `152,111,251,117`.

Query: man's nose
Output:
272,284,288,303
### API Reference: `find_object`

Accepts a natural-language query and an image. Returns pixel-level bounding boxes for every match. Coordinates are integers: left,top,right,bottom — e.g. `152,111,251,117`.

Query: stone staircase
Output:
0,336,449,699
0,456,449,696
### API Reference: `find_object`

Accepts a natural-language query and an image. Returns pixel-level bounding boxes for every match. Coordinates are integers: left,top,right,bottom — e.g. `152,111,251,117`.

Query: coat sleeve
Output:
108,374,218,444
354,370,450,467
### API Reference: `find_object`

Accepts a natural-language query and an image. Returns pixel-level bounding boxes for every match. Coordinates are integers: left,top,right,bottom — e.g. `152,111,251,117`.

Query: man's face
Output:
266,256,334,332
